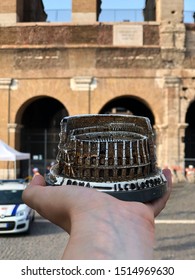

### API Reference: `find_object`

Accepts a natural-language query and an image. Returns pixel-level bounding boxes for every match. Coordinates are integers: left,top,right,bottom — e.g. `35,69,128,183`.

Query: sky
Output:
42,0,195,22
42,0,145,9
42,0,194,10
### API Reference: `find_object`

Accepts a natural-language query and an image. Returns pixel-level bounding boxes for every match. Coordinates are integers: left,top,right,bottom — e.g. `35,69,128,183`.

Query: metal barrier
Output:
45,9,146,23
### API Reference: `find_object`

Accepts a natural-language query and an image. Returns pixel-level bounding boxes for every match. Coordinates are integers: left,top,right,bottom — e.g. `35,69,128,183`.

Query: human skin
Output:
22,168,172,260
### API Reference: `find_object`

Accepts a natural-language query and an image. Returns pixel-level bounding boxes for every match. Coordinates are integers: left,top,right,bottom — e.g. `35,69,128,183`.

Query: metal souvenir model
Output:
46,114,167,202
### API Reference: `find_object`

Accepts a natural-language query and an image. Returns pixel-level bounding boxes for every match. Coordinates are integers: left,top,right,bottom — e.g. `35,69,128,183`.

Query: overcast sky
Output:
42,0,194,10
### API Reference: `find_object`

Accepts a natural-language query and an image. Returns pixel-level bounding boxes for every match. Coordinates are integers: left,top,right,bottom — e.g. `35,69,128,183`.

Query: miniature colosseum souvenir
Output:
46,114,167,202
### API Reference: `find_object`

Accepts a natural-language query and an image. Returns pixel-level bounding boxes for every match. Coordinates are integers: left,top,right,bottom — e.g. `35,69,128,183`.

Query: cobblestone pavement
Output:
1,181,195,260
0,214,69,260
154,181,195,259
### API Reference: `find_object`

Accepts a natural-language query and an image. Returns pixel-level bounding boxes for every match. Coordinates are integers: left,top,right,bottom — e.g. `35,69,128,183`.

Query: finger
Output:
23,174,46,213
22,180,102,232
22,183,73,231
148,168,172,217
29,174,46,186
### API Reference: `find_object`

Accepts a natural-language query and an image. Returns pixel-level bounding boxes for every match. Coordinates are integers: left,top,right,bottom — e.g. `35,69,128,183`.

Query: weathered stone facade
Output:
0,0,195,180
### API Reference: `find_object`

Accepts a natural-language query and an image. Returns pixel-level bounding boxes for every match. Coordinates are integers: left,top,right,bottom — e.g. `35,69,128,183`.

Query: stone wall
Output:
1,0,195,180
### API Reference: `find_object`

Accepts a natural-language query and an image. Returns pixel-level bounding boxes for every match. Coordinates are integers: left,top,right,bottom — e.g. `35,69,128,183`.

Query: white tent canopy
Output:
0,139,30,179
0,139,30,161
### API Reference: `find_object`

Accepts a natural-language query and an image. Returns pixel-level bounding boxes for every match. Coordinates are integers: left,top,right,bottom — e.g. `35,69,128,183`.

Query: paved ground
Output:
1,181,195,260
154,181,195,259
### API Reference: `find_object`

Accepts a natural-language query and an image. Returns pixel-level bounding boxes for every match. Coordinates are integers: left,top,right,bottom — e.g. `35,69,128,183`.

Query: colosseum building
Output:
0,0,195,181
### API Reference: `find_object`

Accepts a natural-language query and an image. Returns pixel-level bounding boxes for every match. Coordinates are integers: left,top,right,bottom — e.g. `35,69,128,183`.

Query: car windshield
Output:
0,190,24,205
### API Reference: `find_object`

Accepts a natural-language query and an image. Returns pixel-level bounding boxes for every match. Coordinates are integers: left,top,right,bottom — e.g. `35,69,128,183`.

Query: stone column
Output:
7,123,23,148
72,0,97,23
156,0,185,65
0,78,18,142
0,78,19,179
7,123,24,179
70,76,97,114
160,76,186,172
156,0,183,24
154,123,168,168
0,0,18,25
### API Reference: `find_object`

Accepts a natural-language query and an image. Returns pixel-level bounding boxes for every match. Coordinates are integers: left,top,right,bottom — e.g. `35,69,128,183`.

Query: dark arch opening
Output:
99,96,155,126
185,101,195,167
20,97,68,176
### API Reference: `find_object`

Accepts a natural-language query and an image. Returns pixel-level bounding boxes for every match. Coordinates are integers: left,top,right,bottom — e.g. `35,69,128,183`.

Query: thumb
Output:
29,174,46,186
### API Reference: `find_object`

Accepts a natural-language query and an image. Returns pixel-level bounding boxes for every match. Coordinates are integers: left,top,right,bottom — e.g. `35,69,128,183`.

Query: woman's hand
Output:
22,168,172,260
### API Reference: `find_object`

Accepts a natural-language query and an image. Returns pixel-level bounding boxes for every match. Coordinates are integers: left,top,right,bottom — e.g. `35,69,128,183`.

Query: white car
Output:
0,179,35,234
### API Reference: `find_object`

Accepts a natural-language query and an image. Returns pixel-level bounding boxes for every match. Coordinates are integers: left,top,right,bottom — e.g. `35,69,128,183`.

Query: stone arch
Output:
98,95,155,125
15,96,68,175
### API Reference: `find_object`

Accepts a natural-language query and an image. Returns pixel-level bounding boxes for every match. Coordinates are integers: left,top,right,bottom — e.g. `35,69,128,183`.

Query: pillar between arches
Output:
72,0,97,23
156,76,187,174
